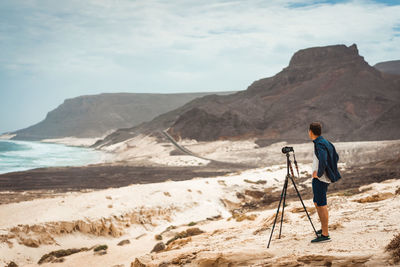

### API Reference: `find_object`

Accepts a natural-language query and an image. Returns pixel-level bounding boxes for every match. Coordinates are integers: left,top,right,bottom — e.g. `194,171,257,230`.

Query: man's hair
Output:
309,122,322,136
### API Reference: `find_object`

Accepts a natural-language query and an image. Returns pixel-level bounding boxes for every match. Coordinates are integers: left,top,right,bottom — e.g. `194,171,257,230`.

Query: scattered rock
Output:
19,237,40,248
163,192,171,197
296,254,372,266
244,179,267,184
93,244,108,251
171,252,197,264
354,192,394,203
131,256,150,267
38,248,88,264
244,189,265,199
0,234,14,248
154,234,163,240
186,227,204,236
117,239,130,246
220,198,241,210
232,210,258,222
290,206,316,217
218,180,227,186
194,250,273,266
6,261,18,267
386,232,400,263
166,227,205,246
206,215,222,221
151,241,166,253
94,250,107,256
167,236,192,250
236,192,245,199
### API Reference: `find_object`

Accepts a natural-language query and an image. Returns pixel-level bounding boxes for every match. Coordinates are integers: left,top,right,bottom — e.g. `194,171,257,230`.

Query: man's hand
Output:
312,171,318,178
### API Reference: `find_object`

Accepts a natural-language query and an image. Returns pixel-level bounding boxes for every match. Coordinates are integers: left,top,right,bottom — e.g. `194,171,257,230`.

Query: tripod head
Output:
281,146,293,154
281,146,299,178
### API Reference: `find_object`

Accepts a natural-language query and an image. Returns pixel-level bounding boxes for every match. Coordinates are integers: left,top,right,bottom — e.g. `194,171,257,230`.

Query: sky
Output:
0,0,399,133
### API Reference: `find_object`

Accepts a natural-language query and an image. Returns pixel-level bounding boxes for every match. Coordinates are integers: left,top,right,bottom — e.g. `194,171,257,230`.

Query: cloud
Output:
0,0,399,94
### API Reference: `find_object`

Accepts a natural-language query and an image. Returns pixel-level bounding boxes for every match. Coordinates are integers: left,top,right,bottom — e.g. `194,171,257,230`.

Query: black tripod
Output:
267,147,318,248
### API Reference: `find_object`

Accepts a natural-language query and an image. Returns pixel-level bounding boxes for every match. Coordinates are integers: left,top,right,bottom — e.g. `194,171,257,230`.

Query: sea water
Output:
0,140,104,174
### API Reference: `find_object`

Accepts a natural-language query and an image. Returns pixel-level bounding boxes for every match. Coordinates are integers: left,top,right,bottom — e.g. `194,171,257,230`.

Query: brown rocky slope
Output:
10,92,232,140
93,44,400,148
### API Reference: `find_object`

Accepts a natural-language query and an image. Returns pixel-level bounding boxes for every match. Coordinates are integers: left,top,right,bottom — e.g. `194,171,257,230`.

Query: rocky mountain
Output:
374,60,400,75
93,44,400,148
11,92,232,140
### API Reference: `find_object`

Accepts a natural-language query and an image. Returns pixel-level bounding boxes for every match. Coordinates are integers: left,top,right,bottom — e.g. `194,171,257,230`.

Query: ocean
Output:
0,140,104,174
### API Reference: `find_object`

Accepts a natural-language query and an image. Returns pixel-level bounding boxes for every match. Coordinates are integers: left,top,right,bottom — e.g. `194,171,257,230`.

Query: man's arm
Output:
312,152,319,178
316,143,328,178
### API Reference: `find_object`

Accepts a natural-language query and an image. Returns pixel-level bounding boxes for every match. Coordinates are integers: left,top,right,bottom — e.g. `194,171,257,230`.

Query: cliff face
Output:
11,92,232,140
94,44,400,148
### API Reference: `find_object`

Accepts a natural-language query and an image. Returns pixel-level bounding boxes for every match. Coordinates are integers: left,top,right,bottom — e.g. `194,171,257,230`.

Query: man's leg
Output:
312,178,329,237
315,204,329,236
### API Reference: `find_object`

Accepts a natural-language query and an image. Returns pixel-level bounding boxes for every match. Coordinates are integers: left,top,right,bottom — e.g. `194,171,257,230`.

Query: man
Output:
308,122,341,243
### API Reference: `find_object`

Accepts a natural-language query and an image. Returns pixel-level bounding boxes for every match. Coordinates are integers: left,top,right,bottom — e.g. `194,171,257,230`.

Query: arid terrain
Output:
1,137,400,267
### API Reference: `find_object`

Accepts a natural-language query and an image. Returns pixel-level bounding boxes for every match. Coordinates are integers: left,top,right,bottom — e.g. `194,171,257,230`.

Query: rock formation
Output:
374,60,400,75
10,92,232,140
94,44,400,147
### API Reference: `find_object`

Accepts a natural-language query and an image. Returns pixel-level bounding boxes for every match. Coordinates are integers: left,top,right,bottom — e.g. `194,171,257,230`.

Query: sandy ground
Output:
1,137,400,266
0,162,399,266
182,138,400,167
94,134,400,168
0,163,244,203
97,134,213,167
0,133,16,140
0,164,286,266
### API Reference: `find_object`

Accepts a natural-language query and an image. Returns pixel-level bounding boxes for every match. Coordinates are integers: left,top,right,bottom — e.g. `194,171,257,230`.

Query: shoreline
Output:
0,139,114,175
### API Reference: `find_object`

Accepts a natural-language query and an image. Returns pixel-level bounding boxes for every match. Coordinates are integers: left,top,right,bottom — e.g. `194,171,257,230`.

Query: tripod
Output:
267,149,318,248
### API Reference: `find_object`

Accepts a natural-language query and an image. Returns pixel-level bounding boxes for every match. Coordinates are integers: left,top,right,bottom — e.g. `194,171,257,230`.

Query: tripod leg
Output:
267,176,287,248
278,175,288,239
289,175,319,237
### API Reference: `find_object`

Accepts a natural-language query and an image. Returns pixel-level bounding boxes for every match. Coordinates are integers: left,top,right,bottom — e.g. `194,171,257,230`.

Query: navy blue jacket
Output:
313,136,341,182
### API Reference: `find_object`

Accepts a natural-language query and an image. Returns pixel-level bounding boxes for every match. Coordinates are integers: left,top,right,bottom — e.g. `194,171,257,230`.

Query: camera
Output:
281,146,294,154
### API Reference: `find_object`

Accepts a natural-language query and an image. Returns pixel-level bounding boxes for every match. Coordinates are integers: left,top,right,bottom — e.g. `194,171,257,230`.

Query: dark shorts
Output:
312,178,329,206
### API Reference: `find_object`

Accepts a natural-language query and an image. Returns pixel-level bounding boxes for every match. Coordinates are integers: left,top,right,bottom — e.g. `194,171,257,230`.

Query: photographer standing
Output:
308,122,341,243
